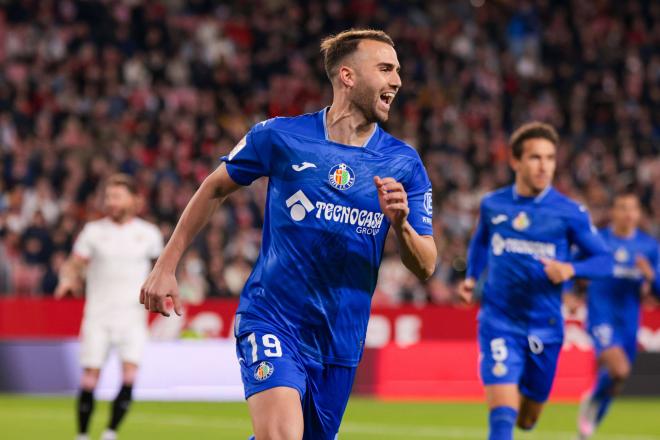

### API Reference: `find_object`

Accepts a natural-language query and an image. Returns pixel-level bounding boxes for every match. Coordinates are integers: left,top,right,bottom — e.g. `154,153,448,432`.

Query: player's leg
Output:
300,357,357,440
485,384,520,440
479,325,525,440
248,387,304,440
517,337,562,431
578,342,634,438
77,368,100,440
101,324,147,439
577,323,634,439
237,326,307,440
517,395,544,430
77,320,110,440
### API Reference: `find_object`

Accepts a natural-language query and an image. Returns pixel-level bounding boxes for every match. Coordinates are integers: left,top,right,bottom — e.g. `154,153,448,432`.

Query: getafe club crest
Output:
492,362,508,377
328,163,355,190
512,212,530,231
614,247,629,263
254,361,274,381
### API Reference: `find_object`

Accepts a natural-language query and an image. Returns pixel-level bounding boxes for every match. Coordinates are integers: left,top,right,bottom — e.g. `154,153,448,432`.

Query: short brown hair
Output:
320,29,394,80
105,173,138,195
509,121,560,159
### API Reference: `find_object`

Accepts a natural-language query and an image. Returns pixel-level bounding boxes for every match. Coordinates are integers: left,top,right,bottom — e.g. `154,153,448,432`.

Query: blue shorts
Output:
588,321,638,362
235,316,356,440
478,323,562,403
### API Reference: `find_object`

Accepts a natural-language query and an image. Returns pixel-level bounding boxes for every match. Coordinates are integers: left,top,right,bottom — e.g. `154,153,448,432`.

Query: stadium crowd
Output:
0,0,658,305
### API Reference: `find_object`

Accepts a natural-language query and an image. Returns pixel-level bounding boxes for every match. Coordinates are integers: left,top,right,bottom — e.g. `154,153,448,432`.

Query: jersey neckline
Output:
511,184,552,204
319,107,381,150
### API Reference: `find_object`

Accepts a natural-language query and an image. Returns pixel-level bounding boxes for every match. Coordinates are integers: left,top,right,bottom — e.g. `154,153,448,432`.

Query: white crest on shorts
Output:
492,362,508,377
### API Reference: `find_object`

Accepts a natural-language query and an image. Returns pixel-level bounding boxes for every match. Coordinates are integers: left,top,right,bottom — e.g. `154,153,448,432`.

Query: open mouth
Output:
379,92,395,106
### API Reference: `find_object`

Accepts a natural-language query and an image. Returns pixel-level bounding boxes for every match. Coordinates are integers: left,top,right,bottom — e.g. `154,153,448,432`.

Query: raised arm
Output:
140,163,241,316
374,175,436,281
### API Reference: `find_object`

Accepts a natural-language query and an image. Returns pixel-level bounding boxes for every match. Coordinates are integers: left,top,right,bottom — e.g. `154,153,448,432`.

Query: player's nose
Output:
391,72,402,89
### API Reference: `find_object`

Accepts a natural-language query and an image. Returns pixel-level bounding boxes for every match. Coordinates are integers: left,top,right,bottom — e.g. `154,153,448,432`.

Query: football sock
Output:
488,406,517,440
109,384,133,430
592,369,614,424
77,389,95,434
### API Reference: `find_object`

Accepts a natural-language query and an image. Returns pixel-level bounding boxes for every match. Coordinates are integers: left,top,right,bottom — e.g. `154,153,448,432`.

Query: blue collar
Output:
321,107,378,148
512,184,552,203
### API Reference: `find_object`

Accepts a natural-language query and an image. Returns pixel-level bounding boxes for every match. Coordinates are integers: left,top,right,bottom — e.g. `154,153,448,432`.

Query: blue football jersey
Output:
221,108,433,366
587,228,660,337
466,185,611,341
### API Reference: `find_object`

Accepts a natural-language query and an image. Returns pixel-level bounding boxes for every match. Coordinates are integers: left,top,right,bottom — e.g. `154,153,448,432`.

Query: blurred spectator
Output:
0,0,658,305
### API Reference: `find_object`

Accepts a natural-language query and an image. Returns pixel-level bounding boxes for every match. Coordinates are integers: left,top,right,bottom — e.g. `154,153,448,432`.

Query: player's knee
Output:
516,413,538,431
609,363,631,382
81,369,100,390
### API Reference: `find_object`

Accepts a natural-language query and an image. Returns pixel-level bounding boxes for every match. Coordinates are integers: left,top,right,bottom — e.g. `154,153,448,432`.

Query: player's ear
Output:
338,65,355,88
509,154,520,172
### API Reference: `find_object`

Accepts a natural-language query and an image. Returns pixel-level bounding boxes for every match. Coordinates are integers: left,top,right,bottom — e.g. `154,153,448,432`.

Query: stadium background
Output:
1,0,659,438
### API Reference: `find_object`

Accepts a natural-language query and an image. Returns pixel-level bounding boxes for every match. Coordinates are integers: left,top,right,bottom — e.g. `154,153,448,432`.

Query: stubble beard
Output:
352,85,388,124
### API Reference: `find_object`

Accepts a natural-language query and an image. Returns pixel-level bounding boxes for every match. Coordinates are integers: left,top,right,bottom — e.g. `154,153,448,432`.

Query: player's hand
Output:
374,176,409,229
54,278,80,299
140,268,183,317
540,258,575,284
458,278,476,304
635,255,656,282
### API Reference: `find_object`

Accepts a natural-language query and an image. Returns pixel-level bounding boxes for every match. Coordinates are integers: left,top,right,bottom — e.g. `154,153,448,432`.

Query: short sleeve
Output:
147,225,164,259
220,120,274,185
405,158,433,236
72,224,94,260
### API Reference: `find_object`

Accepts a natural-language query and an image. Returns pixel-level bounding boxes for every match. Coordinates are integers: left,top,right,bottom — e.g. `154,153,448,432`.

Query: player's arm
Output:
54,254,88,298
636,244,660,298
374,176,436,280
459,201,489,303
542,207,612,284
140,163,241,316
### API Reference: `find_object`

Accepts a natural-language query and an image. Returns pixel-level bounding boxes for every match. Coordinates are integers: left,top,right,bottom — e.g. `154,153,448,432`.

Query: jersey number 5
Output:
490,338,508,362
247,333,283,364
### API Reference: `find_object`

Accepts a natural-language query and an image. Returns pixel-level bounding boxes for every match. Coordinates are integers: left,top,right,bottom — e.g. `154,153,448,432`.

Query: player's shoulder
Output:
82,217,110,231
131,218,161,235
376,130,423,161
480,186,513,208
635,229,658,248
545,189,589,217
250,111,320,138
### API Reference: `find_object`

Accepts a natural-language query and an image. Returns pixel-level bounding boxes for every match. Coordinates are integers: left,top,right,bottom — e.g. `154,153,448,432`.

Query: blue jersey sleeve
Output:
405,158,433,236
221,121,274,185
649,243,660,298
568,206,613,278
466,199,489,279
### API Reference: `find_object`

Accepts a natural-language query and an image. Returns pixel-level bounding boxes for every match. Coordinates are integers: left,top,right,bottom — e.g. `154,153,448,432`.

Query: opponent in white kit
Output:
56,174,163,440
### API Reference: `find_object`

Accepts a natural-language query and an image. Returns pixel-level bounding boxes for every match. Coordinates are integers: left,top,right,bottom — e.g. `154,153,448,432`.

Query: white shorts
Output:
79,318,148,368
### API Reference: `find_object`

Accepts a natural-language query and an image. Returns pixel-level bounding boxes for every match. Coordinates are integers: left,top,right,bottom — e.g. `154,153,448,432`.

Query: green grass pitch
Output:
1,394,659,439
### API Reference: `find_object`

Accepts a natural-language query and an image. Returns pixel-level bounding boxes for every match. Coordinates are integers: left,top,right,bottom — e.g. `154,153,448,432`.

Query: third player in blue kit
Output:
459,122,612,440
140,29,437,440
574,192,660,439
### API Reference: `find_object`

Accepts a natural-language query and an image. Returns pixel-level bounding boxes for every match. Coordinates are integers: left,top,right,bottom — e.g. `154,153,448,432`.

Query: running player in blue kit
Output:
574,191,660,439
140,29,437,440
459,122,612,440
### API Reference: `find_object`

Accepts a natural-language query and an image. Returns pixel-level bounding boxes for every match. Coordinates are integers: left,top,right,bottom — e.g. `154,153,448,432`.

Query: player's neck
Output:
513,180,548,198
612,224,635,238
325,103,376,147
109,214,135,225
